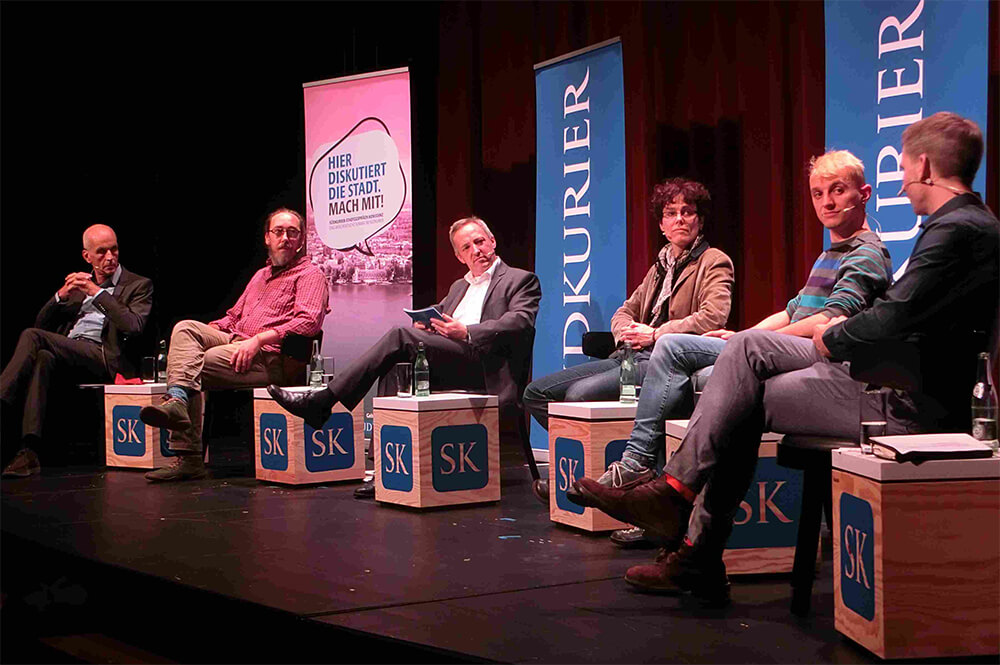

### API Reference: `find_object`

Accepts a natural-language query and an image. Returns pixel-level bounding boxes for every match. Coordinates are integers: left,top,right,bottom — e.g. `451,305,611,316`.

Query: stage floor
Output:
0,437,963,664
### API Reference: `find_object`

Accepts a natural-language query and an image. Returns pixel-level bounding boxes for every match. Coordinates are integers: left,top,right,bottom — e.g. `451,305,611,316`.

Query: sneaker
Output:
609,526,656,549
596,459,655,490
2,448,41,478
625,542,731,605
565,459,654,503
145,455,206,482
139,396,191,431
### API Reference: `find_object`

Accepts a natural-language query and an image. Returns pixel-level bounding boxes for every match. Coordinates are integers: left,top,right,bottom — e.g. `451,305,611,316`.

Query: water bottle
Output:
971,351,998,454
414,342,430,397
619,341,637,403
309,340,324,388
156,339,168,383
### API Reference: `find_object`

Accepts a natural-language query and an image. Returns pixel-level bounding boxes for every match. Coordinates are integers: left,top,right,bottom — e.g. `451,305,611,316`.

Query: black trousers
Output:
330,326,485,410
0,328,110,441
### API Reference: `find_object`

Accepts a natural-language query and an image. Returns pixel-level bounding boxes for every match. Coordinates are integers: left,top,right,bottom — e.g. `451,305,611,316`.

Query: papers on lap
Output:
870,433,994,463
403,306,444,326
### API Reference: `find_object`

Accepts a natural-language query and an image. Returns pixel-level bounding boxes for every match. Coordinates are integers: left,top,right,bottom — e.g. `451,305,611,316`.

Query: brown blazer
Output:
610,244,733,343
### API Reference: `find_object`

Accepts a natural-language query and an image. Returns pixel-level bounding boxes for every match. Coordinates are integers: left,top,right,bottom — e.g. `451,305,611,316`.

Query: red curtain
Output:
434,1,826,330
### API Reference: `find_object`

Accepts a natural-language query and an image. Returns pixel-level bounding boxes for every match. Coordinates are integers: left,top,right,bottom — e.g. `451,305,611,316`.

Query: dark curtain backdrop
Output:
1,1,997,368
435,1,826,333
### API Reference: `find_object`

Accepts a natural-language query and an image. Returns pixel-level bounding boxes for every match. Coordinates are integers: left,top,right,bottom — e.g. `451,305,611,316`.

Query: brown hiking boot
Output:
145,454,206,482
139,396,191,431
2,448,41,478
568,475,692,547
625,542,731,605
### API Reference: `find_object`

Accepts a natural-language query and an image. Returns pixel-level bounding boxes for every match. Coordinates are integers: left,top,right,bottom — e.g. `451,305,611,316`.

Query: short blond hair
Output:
448,216,494,250
808,150,866,190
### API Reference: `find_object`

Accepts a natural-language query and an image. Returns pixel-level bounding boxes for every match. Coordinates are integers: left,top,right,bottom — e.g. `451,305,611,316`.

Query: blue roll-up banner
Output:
532,39,627,457
825,0,989,277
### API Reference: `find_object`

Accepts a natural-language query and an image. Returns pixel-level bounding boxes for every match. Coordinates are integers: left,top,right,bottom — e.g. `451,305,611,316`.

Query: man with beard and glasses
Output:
139,208,328,482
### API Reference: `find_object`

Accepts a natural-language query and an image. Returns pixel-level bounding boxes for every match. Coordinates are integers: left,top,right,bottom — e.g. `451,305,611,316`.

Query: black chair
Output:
776,434,853,616
512,330,541,483
202,332,323,457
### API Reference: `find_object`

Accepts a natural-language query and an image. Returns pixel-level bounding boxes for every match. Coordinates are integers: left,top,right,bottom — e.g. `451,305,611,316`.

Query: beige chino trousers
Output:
165,319,284,453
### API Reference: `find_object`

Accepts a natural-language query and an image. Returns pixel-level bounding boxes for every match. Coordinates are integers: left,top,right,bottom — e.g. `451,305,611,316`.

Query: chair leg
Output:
790,464,825,616
517,408,540,481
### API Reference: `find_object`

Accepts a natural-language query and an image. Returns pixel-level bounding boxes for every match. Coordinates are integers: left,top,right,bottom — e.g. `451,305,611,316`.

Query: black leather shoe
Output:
354,477,375,499
266,385,334,430
532,479,550,506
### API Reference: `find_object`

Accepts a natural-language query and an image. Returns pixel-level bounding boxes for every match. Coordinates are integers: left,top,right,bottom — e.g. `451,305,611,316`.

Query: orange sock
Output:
664,474,697,503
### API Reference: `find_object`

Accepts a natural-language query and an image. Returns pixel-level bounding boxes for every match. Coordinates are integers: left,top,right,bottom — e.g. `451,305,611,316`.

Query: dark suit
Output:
329,260,541,415
1,267,153,439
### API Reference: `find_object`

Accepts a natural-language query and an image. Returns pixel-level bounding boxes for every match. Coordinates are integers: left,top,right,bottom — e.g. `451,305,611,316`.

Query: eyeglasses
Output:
268,227,302,240
663,207,698,221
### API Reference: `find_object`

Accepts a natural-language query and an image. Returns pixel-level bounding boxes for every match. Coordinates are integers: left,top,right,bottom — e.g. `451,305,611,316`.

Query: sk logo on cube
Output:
555,437,585,514
840,493,876,621
260,413,289,471
604,438,628,470
304,412,355,472
112,405,145,457
431,424,488,492
380,425,413,491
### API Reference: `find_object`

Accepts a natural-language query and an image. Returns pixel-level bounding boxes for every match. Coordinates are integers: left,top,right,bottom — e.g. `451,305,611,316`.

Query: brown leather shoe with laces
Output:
568,475,692,546
139,396,191,431
625,542,731,605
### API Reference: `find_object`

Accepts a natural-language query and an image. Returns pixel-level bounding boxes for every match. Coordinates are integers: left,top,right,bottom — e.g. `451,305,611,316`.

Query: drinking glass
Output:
141,356,156,383
321,357,335,384
396,363,413,397
859,384,888,455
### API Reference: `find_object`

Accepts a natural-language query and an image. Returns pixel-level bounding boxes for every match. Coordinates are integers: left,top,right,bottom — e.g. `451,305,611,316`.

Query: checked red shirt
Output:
210,254,329,352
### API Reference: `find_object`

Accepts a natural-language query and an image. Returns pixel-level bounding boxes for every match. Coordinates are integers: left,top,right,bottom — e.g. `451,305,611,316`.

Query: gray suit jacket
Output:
436,260,541,411
35,267,154,378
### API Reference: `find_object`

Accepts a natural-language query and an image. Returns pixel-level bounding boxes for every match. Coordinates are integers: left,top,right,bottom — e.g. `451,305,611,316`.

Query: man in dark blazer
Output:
1,224,153,477
267,216,541,495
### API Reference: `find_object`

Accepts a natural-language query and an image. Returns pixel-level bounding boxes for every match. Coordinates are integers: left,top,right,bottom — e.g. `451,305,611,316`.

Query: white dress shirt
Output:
451,257,500,326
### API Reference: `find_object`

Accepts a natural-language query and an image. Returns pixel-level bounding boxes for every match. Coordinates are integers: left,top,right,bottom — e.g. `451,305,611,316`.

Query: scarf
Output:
650,235,704,323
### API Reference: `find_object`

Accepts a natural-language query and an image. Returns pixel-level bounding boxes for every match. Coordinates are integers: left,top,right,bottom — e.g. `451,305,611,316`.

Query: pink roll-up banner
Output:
303,67,413,364
304,67,413,441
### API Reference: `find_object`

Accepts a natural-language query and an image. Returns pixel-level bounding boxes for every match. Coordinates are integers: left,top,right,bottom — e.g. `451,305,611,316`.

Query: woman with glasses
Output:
524,177,735,489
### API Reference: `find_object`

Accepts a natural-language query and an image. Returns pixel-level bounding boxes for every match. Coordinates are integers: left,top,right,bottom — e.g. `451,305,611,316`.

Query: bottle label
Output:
972,418,997,442
973,384,986,400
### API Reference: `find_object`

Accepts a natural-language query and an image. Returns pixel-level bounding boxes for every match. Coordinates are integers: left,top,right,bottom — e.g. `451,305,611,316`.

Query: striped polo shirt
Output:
786,230,892,322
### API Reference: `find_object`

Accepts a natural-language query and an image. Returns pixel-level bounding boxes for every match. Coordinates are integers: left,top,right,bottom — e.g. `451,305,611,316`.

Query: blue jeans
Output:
621,334,727,468
523,349,651,430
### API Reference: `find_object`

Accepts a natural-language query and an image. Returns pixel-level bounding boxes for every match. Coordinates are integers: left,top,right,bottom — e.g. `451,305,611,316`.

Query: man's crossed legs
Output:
569,330,878,603
140,320,284,481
